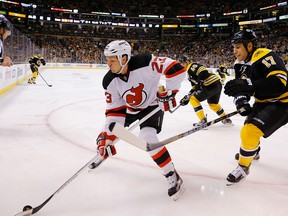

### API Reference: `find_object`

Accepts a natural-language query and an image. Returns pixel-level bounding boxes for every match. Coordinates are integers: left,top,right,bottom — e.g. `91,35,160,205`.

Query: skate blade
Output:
171,185,185,201
226,177,246,186
222,122,234,126
193,125,208,130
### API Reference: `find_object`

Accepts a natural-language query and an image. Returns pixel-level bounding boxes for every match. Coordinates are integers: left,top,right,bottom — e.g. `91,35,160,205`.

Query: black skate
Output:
164,170,185,201
193,117,207,127
222,118,233,126
27,78,33,84
227,164,250,184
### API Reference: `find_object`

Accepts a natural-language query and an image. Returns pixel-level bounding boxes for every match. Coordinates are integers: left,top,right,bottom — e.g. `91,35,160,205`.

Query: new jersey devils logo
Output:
123,83,147,107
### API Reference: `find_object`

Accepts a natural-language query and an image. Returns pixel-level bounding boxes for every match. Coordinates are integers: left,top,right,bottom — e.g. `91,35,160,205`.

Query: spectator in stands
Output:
0,15,12,67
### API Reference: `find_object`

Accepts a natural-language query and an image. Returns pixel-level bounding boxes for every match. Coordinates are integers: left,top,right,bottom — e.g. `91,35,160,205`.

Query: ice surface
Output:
1,68,287,216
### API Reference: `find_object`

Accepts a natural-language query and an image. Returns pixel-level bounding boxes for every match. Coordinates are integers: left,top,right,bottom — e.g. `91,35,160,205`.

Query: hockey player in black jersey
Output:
27,53,46,84
179,56,233,126
217,64,229,85
224,29,288,184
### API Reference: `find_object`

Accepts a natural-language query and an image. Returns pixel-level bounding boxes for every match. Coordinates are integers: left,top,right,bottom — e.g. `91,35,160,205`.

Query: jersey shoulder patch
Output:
251,48,271,63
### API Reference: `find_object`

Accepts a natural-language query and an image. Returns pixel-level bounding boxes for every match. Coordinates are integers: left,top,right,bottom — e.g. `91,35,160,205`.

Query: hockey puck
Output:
48,85,52,87
23,205,33,211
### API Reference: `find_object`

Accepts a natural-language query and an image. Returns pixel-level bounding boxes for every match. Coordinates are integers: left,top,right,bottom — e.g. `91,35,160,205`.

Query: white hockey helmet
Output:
104,40,131,65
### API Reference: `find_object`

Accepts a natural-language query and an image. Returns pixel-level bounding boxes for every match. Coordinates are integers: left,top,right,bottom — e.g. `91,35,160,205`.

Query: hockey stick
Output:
109,108,243,151
169,91,194,113
15,153,104,216
15,107,161,216
89,106,161,169
168,104,181,113
38,71,52,87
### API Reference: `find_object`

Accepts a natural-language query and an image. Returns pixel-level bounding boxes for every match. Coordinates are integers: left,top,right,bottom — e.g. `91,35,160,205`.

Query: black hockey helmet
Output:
231,29,258,47
0,15,12,31
178,55,190,64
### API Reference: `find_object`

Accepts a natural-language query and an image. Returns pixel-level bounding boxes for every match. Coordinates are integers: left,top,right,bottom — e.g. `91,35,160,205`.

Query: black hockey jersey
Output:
186,62,220,88
29,55,46,68
234,48,288,103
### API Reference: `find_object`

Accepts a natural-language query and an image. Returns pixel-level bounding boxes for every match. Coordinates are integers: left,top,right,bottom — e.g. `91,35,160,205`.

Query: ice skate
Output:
226,164,250,185
193,117,207,127
235,147,261,161
27,78,33,84
222,117,233,126
164,170,185,201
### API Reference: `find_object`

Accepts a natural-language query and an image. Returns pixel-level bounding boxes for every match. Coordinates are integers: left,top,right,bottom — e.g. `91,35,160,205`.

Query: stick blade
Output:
15,209,33,216
109,122,147,151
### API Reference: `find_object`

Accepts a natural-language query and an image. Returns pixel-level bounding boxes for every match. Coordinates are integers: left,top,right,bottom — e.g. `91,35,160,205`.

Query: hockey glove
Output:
180,89,195,106
30,63,36,71
194,80,204,92
41,59,46,66
180,95,190,106
224,78,254,97
234,95,252,116
157,90,177,111
96,132,117,159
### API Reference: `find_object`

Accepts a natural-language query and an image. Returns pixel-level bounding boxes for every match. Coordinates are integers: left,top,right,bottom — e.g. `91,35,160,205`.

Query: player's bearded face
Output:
106,56,122,73
233,43,248,61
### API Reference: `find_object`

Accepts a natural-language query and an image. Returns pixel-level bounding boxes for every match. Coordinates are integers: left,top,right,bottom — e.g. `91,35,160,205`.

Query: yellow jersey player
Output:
179,56,233,126
28,53,46,84
217,64,229,85
224,29,288,184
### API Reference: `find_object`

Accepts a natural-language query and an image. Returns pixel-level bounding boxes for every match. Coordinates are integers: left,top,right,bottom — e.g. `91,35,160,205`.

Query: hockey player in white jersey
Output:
97,40,186,200
0,15,12,67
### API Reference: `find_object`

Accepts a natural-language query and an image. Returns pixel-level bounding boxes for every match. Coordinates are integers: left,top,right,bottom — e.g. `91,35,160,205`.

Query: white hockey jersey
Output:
102,53,186,134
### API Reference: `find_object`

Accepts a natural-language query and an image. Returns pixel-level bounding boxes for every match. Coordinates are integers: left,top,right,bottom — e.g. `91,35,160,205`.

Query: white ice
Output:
1,68,287,216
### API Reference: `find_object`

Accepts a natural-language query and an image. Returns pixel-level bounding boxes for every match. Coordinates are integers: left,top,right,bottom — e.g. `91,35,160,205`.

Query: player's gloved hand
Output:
41,59,46,66
30,63,36,71
157,90,177,111
224,78,254,97
234,95,252,116
96,132,117,159
180,94,190,106
193,80,204,92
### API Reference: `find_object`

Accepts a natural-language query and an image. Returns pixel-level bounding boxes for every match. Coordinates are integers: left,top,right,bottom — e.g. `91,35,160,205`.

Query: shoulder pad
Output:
129,53,152,71
102,70,118,90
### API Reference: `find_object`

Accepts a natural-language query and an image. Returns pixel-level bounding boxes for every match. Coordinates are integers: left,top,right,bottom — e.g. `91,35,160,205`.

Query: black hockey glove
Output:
41,59,46,66
180,89,194,106
194,80,204,92
180,95,190,106
234,95,252,116
224,78,254,97
30,63,36,71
